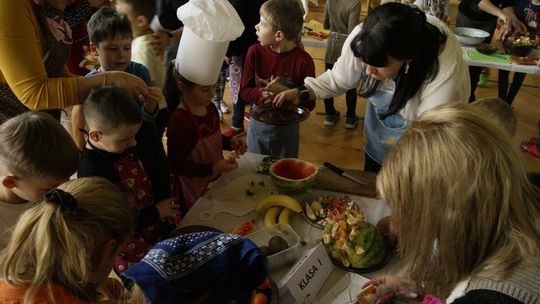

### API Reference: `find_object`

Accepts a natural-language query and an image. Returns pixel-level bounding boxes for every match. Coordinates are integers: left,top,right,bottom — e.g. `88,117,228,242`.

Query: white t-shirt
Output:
132,34,167,109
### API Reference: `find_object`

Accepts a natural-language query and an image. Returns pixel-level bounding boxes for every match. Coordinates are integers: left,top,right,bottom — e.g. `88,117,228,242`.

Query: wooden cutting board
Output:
313,167,377,197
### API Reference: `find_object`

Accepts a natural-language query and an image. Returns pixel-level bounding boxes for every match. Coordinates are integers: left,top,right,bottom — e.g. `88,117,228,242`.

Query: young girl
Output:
0,177,135,304
373,104,540,301
165,62,246,211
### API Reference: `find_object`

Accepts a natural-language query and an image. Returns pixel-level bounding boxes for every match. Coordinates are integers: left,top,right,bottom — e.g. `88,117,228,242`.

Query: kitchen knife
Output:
323,162,366,185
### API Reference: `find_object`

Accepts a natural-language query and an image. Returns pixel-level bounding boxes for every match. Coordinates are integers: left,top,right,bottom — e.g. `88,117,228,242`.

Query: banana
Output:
255,194,302,215
264,206,282,228
278,207,295,225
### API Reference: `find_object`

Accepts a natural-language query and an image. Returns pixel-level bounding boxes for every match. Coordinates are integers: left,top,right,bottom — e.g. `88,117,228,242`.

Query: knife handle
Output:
323,162,344,175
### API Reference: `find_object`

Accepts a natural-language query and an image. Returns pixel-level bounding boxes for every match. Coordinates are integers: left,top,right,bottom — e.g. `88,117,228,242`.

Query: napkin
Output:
121,232,268,304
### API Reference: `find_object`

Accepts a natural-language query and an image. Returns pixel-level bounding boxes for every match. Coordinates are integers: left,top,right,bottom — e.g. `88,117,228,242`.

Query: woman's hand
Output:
155,198,181,219
259,75,289,102
106,71,150,100
212,158,238,174
272,88,301,107
141,86,163,114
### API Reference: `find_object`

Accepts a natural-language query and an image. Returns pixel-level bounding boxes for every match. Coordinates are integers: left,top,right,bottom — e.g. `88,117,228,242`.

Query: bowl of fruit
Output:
269,158,318,193
503,35,536,57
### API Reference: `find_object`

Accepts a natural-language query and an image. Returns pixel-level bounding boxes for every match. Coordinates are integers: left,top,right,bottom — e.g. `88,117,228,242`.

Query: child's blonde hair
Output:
0,111,79,179
261,0,304,41
0,177,135,303
470,97,517,136
377,104,540,297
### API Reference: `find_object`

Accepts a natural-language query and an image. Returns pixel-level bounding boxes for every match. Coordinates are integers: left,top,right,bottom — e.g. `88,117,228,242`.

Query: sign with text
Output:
282,243,334,303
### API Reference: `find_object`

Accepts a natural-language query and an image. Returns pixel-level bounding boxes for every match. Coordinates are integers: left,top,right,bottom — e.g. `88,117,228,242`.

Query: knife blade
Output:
323,162,366,185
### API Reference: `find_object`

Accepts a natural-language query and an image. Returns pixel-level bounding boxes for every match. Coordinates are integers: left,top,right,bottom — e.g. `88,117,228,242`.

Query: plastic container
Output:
247,223,300,272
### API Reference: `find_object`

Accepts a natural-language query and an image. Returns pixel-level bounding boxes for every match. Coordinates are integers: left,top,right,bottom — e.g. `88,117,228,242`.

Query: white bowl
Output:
453,27,490,45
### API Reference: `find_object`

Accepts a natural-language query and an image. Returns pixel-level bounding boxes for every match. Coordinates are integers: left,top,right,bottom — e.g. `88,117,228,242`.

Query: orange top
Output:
0,280,91,304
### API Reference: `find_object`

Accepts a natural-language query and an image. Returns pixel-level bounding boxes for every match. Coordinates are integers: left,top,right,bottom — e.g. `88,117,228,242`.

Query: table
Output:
178,152,396,303
462,46,540,75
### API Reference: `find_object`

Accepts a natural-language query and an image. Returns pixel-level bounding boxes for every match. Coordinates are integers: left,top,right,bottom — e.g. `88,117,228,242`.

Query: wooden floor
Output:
219,8,540,173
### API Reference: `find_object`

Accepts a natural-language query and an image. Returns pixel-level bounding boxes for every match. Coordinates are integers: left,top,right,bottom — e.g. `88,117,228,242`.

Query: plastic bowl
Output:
246,223,300,272
475,43,499,55
453,27,490,45
269,158,318,193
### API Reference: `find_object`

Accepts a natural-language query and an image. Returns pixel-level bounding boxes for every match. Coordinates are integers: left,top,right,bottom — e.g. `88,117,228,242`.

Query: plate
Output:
301,195,358,229
251,103,310,125
325,242,393,274
510,56,540,65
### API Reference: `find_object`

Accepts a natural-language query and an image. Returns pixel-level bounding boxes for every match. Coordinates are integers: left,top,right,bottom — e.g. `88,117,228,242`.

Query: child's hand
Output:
155,198,181,219
273,88,301,107
259,75,289,100
230,137,247,157
212,158,238,174
97,277,124,301
141,86,163,114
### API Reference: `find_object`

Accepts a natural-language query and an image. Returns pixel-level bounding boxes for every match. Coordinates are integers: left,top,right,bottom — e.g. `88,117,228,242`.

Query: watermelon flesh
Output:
271,159,317,180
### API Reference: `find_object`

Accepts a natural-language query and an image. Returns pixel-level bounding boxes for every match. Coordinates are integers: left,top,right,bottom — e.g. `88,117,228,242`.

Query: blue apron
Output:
364,91,409,164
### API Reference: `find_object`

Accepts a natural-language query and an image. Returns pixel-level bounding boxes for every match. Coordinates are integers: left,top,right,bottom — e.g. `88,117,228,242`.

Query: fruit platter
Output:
304,196,391,272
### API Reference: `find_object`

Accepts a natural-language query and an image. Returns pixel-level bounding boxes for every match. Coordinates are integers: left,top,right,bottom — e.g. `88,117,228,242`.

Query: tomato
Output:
250,293,268,304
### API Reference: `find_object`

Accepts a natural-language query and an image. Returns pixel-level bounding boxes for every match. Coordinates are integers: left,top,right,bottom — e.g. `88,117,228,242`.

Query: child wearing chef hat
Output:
166,0,246,211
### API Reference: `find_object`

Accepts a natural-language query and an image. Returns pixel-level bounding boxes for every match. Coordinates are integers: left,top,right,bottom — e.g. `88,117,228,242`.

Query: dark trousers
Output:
323,63,357,117
498,70,526,105
231,98,247,129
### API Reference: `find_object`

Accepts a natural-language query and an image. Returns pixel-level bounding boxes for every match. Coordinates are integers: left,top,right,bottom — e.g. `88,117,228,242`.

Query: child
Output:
0,177,135,303
84,7,172,201
165,63,246,211
241,0,316,158
356,277,444,304
79,86,179,273
470,97,517,137
322,0,361,129
114,0,170,136
120,232,268,303
0,112,79,235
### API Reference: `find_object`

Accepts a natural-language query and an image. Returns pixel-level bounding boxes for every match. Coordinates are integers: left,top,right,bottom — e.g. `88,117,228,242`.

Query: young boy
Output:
0,112,79,234
115,0,169,135
241,0,315,158
83,7,172,201
78,86,179,273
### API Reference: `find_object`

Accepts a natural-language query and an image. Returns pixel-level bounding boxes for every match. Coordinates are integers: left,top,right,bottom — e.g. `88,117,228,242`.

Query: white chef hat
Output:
175,0,245,85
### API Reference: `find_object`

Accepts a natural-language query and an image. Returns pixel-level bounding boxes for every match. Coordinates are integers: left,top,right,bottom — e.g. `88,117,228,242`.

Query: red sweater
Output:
240,44,316,109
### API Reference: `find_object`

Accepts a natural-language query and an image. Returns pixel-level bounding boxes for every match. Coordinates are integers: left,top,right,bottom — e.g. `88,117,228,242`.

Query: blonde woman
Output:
0,177,135,304
375,104,540,302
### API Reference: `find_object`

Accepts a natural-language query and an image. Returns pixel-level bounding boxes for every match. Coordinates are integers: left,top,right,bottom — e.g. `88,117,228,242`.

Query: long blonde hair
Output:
0,177,135,303
377,104,540,297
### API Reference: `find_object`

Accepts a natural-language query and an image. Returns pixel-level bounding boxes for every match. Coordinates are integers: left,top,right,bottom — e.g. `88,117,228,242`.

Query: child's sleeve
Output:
348,1,362,33
239,46,263,105
299,54,317,111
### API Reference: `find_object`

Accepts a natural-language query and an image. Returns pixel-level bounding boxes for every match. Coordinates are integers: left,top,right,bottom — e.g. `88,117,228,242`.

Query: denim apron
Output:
247,118,300,158
364,90,409,164
0,5,72,124
325,31,348,64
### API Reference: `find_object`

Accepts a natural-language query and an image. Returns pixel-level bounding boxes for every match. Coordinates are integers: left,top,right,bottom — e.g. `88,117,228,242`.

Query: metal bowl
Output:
453,27,490,45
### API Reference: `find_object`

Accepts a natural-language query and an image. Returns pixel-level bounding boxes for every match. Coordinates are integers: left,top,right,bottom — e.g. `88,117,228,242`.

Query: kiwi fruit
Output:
259,245,272,256
268,236,288,254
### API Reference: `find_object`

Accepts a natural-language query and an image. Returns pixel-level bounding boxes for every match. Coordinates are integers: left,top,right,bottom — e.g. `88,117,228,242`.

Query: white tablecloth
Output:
179,152,396,303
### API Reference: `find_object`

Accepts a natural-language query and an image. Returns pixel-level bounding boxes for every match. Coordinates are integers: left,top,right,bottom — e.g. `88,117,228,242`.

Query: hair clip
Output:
44,189,80,217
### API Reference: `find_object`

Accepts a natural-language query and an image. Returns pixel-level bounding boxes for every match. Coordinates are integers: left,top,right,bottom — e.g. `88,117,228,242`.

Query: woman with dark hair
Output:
274,3,470,172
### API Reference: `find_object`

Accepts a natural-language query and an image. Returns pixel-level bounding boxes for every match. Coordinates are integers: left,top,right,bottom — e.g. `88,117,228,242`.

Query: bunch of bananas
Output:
255,194,302,229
